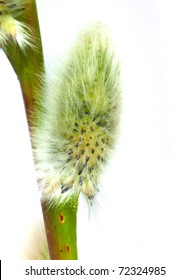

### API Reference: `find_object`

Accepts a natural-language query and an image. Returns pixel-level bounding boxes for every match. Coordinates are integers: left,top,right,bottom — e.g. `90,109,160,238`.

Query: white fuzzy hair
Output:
0,1,34,49
32,23,120,206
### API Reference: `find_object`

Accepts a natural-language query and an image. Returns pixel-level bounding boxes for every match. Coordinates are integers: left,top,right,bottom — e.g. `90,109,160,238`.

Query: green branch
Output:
42,196,79,260
2,0,44,121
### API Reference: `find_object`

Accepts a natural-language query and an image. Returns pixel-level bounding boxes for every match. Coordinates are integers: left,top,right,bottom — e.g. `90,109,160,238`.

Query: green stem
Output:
3,0,44,122
41,196,79,260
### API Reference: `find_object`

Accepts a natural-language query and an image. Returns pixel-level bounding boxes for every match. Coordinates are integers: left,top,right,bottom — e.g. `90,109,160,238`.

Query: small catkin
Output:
0,0,34,49
32,24,120,206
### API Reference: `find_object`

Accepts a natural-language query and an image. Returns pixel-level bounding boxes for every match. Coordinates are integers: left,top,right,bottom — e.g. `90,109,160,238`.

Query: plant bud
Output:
32,24,120,206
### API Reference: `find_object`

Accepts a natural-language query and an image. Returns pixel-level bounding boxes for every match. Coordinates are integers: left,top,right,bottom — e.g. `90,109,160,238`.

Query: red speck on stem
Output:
66,245,70,253
59,213,64,223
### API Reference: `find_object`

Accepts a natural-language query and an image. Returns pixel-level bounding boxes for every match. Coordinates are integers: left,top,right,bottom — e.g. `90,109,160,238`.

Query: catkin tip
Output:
0,1,35,49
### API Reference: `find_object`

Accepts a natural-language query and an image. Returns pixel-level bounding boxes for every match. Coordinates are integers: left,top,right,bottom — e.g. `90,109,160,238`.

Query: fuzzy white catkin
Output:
32,24,120,206
0,1,34,49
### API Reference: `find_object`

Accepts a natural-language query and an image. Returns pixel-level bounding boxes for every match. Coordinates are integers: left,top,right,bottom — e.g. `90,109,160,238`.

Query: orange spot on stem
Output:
59,213,64,223
66,245,70,253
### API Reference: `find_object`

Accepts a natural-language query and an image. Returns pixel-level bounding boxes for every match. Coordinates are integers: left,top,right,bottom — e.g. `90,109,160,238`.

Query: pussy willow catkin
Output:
0,0,33,49
32,24,120,205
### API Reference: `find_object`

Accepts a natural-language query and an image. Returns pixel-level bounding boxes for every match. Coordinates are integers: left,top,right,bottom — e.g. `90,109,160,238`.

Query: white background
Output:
1,0,189,278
